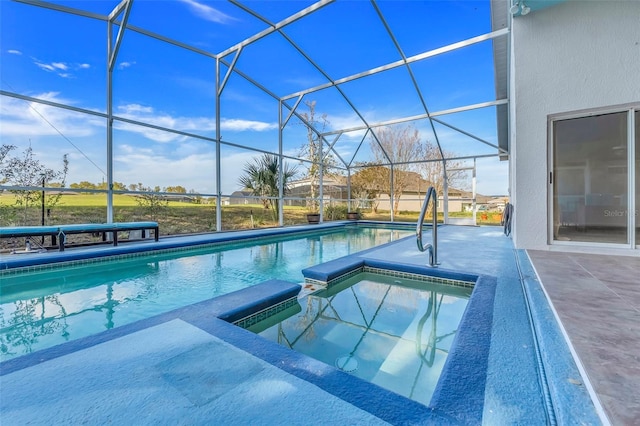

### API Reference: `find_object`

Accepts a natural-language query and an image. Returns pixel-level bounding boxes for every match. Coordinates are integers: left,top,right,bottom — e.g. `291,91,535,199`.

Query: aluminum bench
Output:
1,222,159,251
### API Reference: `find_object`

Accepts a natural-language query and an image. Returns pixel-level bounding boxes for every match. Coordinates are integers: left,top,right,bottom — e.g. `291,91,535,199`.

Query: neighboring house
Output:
124,193,196,203
162,194,196,203
281,172,491,213
227,191,261,205
486,197,508,212
287,176,349,206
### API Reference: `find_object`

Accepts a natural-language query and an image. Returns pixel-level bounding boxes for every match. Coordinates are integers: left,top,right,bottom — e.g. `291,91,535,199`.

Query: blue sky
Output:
0,0,508,195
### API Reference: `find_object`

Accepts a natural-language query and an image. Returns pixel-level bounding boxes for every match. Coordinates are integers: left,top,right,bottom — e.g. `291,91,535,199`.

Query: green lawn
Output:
0,193,502,237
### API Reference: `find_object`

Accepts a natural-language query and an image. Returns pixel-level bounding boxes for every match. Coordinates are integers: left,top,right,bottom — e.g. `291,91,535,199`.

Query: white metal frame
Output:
1,0,510,228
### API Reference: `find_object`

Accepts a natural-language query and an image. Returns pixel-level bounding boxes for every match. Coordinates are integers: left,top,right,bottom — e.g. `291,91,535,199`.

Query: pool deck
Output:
527,250,640,426
0,224,612,424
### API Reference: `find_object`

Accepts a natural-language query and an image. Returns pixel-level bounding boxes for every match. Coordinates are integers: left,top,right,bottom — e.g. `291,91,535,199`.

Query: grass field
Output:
1,192,502,249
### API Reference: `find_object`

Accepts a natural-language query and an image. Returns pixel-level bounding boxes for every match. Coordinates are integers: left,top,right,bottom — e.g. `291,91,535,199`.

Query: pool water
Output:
0,226,412,361
254,272,472,406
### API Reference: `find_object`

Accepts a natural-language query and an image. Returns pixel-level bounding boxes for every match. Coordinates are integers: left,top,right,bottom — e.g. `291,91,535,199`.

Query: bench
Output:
0,222,159,251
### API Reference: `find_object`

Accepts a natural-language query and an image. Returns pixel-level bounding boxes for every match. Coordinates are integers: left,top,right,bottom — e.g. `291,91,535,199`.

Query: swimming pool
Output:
0,226,412,361
252,270,472,406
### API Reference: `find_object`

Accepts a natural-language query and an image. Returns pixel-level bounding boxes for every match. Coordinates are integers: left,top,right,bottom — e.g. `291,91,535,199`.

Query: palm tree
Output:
238,154,298,221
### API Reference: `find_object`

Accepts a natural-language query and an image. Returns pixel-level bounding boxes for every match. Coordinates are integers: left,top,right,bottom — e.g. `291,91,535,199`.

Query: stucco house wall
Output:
511,1,640,250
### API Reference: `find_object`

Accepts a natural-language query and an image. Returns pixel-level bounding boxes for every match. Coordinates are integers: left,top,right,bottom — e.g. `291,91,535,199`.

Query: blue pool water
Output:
0,226,412,361
254,271,472,406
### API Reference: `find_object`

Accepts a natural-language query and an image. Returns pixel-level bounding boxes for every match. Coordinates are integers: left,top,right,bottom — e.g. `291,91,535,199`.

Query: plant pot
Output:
347,212,360,220
306,213,320,224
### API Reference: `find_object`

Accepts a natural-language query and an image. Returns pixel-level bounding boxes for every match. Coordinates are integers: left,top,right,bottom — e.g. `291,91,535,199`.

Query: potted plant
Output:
347,210,360,220
306,199,321,224
306,212,320,224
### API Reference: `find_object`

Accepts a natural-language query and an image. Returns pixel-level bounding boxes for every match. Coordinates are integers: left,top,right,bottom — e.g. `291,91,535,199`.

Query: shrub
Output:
324,204,348,220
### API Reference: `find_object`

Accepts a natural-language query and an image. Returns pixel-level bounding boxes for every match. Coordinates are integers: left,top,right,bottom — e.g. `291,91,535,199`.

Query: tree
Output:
418,140,467,201
166,185,187,193
134,184,169,221
112,181,127,191
188,188,203,204
0,144,14,172
350,164,385,212
0,144,68,225
238,154,298,221
70,181,97,191
0,145,16,225
298,100,337,212
369,125,422,215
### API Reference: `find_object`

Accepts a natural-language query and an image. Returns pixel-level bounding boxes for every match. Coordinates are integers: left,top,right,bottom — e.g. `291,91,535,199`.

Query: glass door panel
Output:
553,112,628,244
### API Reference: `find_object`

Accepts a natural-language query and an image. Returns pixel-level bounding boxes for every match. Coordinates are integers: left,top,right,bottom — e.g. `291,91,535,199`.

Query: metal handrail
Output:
416,186,438,266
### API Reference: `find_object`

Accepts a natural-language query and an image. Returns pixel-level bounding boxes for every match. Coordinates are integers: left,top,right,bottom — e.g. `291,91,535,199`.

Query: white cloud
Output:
324,113,367,138
118,104,154,114
218,150,271,194
52,62,68,70
178,0,237,24
31,59,90,77
118,61,136,70
221,118,277,132
114,103,276,143
113,143,220,193
7,49,22,55
35,62,56,72
0,92,103,138
1,96,281,192
476,158,509,195
114,104,214,143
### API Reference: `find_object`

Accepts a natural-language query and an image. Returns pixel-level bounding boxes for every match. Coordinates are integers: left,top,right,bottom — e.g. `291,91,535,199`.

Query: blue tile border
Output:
363,266,475,288
215,279,301,324
303,264,474,290
240,267,473,332
232,297,300,329
302,255,478,285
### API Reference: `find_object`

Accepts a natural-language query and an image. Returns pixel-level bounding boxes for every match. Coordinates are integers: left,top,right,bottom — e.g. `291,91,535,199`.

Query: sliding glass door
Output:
552,109,636,245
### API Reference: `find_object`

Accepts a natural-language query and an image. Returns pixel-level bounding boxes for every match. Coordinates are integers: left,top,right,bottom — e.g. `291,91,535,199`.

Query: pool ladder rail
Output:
416,186,438,267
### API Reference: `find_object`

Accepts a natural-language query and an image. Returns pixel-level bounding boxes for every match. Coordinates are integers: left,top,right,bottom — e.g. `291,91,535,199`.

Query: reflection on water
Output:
257,273,471,406
0,227,412,361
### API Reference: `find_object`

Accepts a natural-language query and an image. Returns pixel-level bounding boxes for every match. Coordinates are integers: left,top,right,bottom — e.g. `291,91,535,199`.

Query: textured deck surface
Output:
528,250,640,426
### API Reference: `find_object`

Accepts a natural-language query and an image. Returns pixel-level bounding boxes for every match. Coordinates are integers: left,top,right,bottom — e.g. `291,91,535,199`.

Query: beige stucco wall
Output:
511,1,640,250
375,194,466,213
